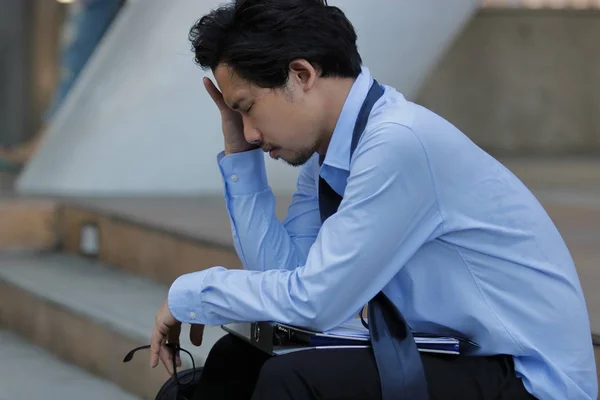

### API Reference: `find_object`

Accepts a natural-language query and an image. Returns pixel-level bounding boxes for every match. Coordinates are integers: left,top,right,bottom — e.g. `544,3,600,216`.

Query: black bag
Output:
154,367,203,400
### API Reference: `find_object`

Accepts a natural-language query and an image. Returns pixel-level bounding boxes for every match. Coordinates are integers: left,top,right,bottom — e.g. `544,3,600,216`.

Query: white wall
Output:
17,0,478,196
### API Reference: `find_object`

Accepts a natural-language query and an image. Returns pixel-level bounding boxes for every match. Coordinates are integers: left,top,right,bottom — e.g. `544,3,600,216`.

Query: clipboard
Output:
221,321,479,356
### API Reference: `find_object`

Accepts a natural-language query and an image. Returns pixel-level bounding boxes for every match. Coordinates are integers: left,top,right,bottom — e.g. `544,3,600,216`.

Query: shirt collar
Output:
321,66,373,172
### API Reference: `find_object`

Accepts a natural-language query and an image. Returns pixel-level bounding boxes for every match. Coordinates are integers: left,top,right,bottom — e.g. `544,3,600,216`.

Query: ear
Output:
288,59,317,92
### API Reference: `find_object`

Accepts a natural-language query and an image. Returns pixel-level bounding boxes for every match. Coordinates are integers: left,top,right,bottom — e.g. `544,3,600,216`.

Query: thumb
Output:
190,324,205,347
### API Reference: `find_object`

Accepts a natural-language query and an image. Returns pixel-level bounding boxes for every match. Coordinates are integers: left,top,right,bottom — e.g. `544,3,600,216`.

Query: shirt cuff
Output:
217,149,270,195
167,271,207,324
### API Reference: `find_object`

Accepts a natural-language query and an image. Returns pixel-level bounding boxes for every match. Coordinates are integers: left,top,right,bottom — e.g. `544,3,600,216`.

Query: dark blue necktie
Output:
318,80,430,400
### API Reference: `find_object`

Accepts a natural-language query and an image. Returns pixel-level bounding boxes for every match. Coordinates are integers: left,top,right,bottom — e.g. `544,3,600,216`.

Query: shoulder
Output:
353,104,427,174
369,85,417,131
353,85,461,173
358,86,422,152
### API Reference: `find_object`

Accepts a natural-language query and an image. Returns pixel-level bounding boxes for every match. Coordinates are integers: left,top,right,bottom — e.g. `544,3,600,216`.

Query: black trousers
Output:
192,334,535,400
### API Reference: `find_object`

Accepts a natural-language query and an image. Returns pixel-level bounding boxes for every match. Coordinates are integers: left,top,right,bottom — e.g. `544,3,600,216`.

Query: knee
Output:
209,334,239,355
203,334,244,369
253,357,292,398
253,354,309,398
258,356,293,382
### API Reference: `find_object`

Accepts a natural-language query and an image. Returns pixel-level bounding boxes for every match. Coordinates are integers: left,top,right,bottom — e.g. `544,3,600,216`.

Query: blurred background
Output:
0,0,598,399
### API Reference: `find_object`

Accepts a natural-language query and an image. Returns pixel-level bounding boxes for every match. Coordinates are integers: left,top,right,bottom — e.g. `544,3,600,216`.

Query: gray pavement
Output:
0,252,226,366
0,330,139,400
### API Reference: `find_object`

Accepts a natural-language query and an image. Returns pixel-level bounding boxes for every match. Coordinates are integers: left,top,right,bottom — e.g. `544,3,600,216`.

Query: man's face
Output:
214,63,324,167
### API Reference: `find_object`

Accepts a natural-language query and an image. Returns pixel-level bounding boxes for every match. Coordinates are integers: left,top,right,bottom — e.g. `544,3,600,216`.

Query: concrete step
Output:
0,199,58,251
0,329,139,400
6,191,597,391
56,193,600,325
502,158,600,191
0,251,226,399
56,198,244,286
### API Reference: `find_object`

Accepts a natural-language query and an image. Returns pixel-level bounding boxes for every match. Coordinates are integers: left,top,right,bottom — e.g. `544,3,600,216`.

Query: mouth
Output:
263,147,280,159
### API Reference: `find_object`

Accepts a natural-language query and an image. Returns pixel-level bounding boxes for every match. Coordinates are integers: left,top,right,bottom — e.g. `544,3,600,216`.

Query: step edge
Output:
58,202,236,252
0,281,167,399
0,272,150,344
0,329,141,400
0,252,222,362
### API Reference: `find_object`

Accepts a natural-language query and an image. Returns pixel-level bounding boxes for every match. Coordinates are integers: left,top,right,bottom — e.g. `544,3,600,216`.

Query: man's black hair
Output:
189,0,363,88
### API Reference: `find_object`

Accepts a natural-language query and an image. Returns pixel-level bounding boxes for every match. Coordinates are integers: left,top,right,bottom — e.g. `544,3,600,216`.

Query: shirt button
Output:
230,174,238,182
189,312,196,319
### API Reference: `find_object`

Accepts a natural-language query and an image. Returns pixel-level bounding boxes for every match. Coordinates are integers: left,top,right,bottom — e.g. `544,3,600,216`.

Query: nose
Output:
242,116,262,145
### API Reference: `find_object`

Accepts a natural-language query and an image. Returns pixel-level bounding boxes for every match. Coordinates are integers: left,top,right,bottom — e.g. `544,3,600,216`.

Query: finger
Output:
190,324,205,347
150,323,166,369
150,313,171,369
203,77,229,112
159,345,174,375
167,324,182,367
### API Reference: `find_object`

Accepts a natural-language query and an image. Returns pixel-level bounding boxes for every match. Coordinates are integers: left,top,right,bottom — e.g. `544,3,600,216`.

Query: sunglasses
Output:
123,343,197,400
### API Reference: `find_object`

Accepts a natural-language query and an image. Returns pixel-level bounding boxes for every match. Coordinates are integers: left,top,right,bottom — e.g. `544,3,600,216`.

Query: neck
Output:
316,77,356,155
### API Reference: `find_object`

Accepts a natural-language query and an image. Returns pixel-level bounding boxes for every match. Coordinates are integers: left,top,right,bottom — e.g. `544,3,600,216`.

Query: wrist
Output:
218,148,269,195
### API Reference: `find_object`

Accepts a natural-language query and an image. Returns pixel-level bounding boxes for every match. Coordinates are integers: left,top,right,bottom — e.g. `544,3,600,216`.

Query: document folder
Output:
221,319,479,356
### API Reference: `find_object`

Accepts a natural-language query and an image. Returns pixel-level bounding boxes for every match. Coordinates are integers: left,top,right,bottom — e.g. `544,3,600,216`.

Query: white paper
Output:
324,319,370,339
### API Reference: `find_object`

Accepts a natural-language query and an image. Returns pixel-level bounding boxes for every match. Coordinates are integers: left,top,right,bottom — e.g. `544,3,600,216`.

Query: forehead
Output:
214,65,252,109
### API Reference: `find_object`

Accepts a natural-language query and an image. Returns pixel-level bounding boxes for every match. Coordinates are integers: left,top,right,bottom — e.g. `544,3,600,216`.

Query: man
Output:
149,0,597,399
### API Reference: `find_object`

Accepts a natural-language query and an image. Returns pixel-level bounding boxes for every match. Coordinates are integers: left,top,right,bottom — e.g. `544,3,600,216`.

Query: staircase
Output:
1,158,599,398
0,329,136,400
0,194,260,399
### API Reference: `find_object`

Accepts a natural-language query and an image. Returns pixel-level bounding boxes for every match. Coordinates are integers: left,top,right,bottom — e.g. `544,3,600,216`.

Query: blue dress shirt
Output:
168,66,597,399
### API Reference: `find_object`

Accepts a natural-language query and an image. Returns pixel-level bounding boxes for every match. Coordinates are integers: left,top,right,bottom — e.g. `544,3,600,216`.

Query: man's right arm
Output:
218,148,321,272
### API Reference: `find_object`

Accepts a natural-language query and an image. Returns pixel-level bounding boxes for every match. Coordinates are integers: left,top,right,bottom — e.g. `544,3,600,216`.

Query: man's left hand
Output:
150,299,181,375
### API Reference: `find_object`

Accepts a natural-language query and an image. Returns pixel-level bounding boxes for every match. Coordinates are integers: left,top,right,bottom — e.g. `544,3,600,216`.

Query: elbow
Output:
303,314,341,333
310,304,346,332
285,272,345,332
292,298,341,332
309,318,336,333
